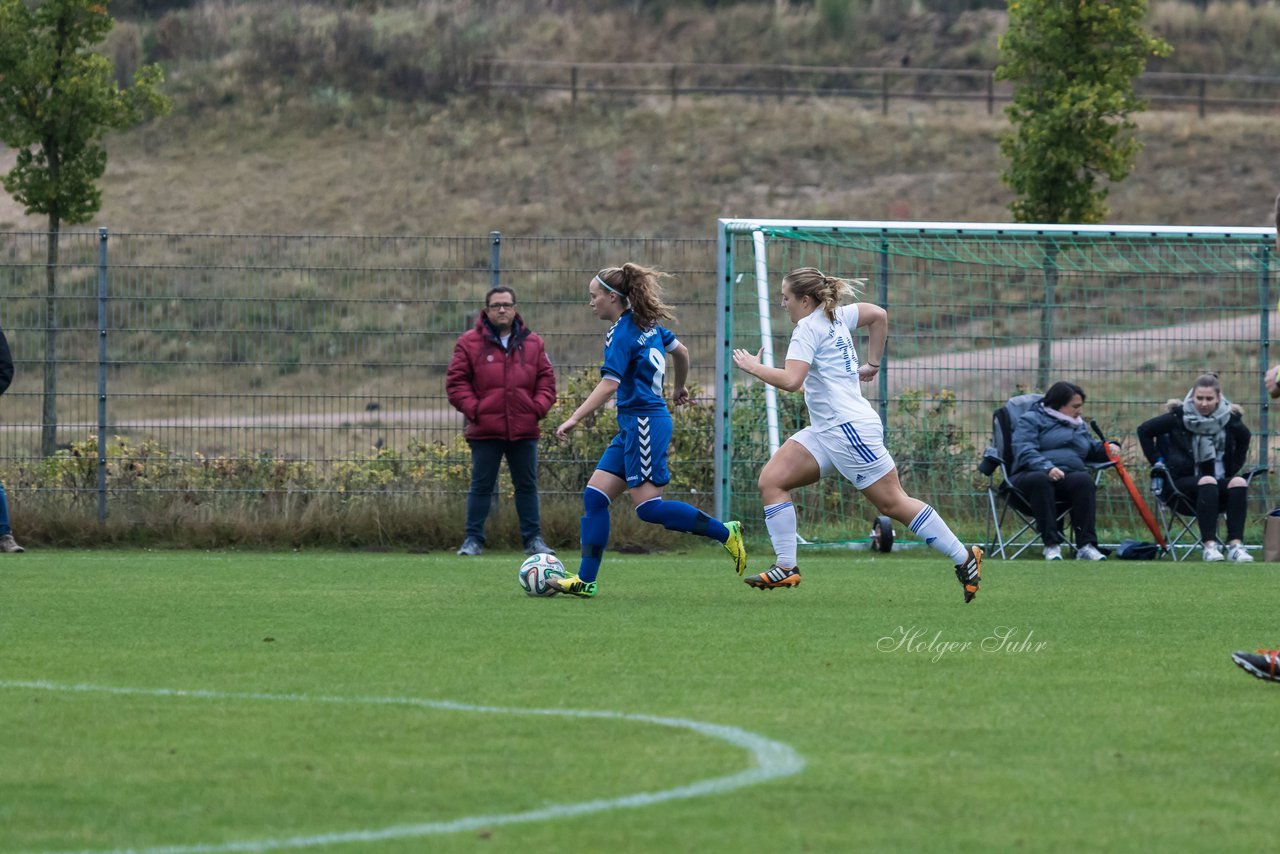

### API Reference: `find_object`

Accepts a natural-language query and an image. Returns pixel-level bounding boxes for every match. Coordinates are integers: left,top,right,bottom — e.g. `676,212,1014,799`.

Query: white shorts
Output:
791,421,897,490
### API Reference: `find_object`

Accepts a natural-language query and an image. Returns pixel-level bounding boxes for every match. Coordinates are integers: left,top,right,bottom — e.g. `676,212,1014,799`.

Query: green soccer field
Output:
2,548,1278,853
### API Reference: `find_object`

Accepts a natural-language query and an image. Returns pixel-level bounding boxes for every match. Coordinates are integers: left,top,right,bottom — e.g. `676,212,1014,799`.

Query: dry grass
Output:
2,1,1278,236
11,489,688,551
5,98,1259,237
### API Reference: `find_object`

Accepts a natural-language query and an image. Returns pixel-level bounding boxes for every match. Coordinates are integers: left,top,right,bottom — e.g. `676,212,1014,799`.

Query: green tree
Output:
0,0,170,456
996,0,1170,224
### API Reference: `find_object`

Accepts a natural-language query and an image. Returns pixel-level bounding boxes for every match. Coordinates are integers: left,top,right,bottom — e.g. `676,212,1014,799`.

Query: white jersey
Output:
785,303,878,431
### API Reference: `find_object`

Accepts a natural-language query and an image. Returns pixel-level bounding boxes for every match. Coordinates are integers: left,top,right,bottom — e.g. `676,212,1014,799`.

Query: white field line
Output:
1,680,805,854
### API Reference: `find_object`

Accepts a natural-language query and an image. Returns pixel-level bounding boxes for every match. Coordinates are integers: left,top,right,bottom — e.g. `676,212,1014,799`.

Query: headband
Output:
593,274,622,296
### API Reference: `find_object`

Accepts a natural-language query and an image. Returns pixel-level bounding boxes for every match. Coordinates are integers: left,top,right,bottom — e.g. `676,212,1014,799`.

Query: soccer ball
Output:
518,552,566,597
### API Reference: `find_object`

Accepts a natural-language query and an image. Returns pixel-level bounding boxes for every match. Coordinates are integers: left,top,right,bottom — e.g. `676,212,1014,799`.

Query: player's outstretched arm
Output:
732,348,809,392
556,377,620,439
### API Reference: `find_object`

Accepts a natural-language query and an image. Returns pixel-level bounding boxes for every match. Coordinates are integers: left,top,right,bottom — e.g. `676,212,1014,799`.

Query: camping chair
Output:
1148,434,1266,561
979,393,1115,560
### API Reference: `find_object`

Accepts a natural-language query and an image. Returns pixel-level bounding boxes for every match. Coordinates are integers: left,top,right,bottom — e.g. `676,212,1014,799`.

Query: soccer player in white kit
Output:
732,266,982,602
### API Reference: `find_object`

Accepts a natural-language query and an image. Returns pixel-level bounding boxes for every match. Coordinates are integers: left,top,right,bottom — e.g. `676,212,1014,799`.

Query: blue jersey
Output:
601,311,679,416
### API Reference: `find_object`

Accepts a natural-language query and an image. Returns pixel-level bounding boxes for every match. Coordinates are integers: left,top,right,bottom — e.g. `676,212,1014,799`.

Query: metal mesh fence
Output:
0,231,719,518
718,219,1277,546
4,224,1278,548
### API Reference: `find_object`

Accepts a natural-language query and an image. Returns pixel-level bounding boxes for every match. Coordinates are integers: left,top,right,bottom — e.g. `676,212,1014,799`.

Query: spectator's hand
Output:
1107,442,1121,457
1048,467,1065,482
1267,365,1280,400
555,417,579,440
672,386,691,406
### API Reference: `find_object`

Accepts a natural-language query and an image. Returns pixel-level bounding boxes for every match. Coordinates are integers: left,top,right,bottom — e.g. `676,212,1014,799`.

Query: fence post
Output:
1198,78,1206,119
986,72,994,115
877,237,890,428
490,231,501,287
1038,241,1058,390
571,65,578,108
882,72,889,115
1258,242,1272,491
671,64,678,103
96,227,109,523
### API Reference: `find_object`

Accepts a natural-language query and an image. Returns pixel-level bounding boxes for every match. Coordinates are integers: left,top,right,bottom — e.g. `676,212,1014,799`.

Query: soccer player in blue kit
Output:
549,263,747,598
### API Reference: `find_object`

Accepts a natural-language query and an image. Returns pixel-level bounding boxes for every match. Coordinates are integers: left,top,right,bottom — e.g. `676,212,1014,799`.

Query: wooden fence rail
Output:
474,59,1280,118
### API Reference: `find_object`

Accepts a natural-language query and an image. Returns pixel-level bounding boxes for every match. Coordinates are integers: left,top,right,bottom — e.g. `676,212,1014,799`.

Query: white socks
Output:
908,505,967,565
764,501,798,568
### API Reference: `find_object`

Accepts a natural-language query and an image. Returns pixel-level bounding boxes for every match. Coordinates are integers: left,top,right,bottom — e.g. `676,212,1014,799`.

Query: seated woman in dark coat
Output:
1010,381,1117,561
1137,373,1252,563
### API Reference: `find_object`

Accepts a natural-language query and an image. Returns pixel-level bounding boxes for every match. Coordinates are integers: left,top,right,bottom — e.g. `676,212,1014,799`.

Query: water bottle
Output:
1151,458,1164,499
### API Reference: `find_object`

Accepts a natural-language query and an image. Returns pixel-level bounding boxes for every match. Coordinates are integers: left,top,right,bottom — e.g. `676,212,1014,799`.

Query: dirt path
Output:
877,311,1271,398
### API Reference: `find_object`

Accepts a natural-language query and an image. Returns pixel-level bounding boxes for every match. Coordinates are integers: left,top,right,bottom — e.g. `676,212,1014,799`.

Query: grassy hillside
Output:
2,0,1279,236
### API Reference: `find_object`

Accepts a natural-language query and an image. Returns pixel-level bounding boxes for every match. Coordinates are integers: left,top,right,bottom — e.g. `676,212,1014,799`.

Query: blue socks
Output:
578,486,611,583
579,490,731,584
635,497,729,542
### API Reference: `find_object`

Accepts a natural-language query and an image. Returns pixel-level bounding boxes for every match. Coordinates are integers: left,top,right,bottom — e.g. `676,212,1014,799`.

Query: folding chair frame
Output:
1150,462,1266,561
980,395,1115,560
983,459,1113,560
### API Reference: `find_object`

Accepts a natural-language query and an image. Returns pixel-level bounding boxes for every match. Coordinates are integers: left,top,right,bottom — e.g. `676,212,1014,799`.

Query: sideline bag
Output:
1114,539,1160,561
1264,509,1280,562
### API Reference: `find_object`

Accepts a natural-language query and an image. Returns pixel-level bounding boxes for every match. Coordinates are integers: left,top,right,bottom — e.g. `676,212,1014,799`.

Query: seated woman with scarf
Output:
1009,380,1118,561
1137,373,1253,562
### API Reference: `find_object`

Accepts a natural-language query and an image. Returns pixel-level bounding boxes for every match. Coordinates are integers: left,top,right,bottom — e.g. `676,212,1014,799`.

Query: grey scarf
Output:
1181,391,1231,473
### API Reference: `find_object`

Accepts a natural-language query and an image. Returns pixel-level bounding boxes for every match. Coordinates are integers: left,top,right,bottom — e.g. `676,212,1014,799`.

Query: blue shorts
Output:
596,413,672,488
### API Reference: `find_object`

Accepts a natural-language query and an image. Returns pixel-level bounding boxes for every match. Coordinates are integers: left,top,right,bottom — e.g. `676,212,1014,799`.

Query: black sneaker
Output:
955,545,982,604
1232,649,1280,683
744,564,801,590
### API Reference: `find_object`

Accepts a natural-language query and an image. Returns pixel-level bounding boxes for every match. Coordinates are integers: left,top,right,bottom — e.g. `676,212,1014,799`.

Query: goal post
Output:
715,217,1275,548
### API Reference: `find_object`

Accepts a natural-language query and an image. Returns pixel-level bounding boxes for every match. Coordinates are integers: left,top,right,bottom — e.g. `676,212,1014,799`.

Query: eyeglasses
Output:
486,303,515,311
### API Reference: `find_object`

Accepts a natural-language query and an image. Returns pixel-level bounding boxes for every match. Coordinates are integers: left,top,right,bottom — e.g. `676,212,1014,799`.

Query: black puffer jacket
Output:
1136,400,1250,480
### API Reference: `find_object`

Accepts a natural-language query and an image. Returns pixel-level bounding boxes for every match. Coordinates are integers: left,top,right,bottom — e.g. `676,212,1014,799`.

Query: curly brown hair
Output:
595,263,676,330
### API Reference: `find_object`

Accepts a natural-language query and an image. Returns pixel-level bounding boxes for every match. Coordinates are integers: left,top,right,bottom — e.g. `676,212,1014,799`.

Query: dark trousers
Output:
1009,469,1097,548
0,479,11,536
465,438,541,545
1170,476,1248,543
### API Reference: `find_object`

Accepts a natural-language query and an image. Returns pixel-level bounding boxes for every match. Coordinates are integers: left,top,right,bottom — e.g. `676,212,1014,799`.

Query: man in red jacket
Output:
446,286,557,556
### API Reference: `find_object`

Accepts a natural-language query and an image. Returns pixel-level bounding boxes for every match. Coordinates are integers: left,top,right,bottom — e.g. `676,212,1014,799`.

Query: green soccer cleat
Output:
547,573,597,599
723,520,747,576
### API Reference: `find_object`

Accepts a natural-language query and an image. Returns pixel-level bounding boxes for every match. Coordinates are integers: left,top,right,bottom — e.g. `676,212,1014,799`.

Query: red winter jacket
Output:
446,312,557,441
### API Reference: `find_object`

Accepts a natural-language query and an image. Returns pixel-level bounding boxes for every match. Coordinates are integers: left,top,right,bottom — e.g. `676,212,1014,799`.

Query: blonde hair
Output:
595,263,675,330
781,267,865,322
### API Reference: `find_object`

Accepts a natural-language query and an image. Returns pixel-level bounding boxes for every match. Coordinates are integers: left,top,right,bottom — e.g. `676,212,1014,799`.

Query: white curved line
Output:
1,680,805,854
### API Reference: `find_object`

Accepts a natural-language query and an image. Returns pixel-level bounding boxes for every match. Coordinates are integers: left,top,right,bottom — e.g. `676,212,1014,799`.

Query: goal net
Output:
715,218,1275,548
